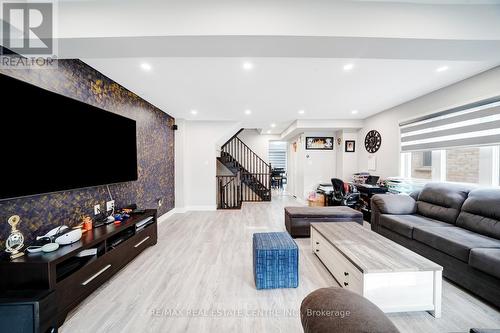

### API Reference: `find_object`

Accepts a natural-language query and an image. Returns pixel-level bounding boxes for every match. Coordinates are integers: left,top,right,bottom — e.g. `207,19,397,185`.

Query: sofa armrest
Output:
371,194,417,233
372,194,417,215
409,190,420,201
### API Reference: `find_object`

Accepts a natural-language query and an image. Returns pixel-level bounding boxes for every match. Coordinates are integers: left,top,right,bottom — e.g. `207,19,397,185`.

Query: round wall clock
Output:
365,130,382,153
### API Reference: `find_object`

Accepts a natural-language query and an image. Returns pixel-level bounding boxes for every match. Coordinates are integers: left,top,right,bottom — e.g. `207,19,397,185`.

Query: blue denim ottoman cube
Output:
253,232,299,290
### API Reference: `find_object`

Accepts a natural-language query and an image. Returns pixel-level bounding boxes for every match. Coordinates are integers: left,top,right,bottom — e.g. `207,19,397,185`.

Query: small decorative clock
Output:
365,130,382,153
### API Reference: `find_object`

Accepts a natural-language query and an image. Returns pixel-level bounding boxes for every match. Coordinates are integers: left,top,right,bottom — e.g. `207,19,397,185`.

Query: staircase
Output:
216,130,272,209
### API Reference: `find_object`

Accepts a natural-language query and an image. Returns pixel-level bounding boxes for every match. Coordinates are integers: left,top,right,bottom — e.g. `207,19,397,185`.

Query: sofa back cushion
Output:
417,182,472,224
456,189,500,239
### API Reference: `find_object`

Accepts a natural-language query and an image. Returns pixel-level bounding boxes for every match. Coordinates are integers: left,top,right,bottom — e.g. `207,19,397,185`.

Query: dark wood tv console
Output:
0,209,158,329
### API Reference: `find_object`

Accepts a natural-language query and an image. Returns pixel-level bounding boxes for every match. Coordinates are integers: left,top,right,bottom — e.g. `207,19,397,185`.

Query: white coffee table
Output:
311,222,443,318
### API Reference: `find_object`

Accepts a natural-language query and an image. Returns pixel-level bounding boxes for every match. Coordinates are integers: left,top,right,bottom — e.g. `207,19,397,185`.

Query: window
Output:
446,147,480,183
399,97,500,186
422,151,432,167
410,151,433,180
400,98,500,152
401,146,500,186
269,141,287,170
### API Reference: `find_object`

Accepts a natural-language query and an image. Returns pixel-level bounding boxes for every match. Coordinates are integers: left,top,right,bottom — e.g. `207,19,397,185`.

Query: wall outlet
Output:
106,200,115,212
94,204,101,216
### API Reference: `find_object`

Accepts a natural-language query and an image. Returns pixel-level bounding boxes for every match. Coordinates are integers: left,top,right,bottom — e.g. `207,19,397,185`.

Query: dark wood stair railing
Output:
216,174,242,209
219,135,272,203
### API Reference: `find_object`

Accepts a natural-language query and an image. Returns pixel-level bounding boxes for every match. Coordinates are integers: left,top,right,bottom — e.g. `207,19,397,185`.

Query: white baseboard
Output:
158,206,216,224
157,209,179,224
174,207,187,214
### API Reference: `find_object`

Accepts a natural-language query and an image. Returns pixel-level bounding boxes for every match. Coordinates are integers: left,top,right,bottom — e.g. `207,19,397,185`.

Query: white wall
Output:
340,130,359,181
287,135,305,199
287,139,299,196
237,129,280,163
287,131,336,199
175,119,186,210
176,120,239,211
358,66,500,179
335,130,344,180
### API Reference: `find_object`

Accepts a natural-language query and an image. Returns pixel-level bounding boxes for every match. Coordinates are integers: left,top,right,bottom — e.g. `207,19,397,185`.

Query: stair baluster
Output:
218,133,272,205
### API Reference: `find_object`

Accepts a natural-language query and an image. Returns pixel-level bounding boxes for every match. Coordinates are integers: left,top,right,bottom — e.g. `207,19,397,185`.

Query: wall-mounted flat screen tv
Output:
0,73,138,200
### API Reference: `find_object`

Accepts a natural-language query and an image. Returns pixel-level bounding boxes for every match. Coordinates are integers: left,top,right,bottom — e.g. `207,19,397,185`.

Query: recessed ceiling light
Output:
270,123,276,128
140,63,152,71
343,63,354,71
243,62,254,71
244,109,252,115
351,110,359,115
190,110,198,115
298,110,305,114
436,66,449,72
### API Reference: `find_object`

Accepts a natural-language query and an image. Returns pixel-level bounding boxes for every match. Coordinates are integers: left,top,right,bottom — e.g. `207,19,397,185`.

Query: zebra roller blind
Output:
269,141,287,169
400,97,500,152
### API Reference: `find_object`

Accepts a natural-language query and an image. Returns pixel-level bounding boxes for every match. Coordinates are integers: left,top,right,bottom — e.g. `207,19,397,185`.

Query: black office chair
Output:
331,178,360,208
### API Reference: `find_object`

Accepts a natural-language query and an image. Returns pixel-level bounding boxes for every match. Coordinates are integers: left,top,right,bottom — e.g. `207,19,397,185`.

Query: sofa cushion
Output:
456,189,500,239
416,182,473,224
413,226,500,262
469,248,500,279
379,214,453,239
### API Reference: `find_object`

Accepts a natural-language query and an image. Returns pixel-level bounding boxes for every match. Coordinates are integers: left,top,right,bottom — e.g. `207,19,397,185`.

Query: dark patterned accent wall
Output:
0,60,175,248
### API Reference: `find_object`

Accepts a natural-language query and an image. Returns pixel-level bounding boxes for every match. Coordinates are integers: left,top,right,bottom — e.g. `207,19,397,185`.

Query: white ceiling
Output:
56,0,500,40
83,58,498,133
49,0,500,134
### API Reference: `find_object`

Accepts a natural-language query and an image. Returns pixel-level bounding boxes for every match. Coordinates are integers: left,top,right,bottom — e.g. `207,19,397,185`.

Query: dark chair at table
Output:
331,178,360,208
271,168,285,189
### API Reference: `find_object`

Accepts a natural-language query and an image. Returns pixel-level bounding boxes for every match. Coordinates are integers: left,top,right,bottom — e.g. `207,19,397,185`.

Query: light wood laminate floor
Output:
62,192,500,333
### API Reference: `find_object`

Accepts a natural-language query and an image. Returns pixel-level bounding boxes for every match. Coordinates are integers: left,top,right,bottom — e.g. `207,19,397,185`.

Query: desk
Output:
355,184,389,195
352,184,389,221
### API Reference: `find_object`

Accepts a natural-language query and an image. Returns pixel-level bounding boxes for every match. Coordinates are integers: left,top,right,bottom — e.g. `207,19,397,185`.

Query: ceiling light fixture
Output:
244,109,252,115
270,123,276,128
267,130,271,134
190,110,198,115
343,63,354,71
436,66,449,72
298,110,305,114
243,62,254,71
351,110,359,115
140,63,152,71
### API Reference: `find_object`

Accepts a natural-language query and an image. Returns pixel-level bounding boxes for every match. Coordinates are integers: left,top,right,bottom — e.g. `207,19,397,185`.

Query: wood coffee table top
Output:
311,222,443,273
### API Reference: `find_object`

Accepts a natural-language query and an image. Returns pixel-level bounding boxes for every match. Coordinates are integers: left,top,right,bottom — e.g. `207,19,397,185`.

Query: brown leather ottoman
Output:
284,206,363,238
301,287,400,333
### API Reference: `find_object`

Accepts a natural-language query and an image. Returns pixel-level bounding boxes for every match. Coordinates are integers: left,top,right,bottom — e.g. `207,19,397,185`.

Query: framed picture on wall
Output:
305,137,333,150
345,140,356,152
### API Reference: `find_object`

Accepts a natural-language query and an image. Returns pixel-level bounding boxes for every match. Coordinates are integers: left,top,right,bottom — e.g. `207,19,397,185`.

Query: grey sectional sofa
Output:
371,183,500,308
